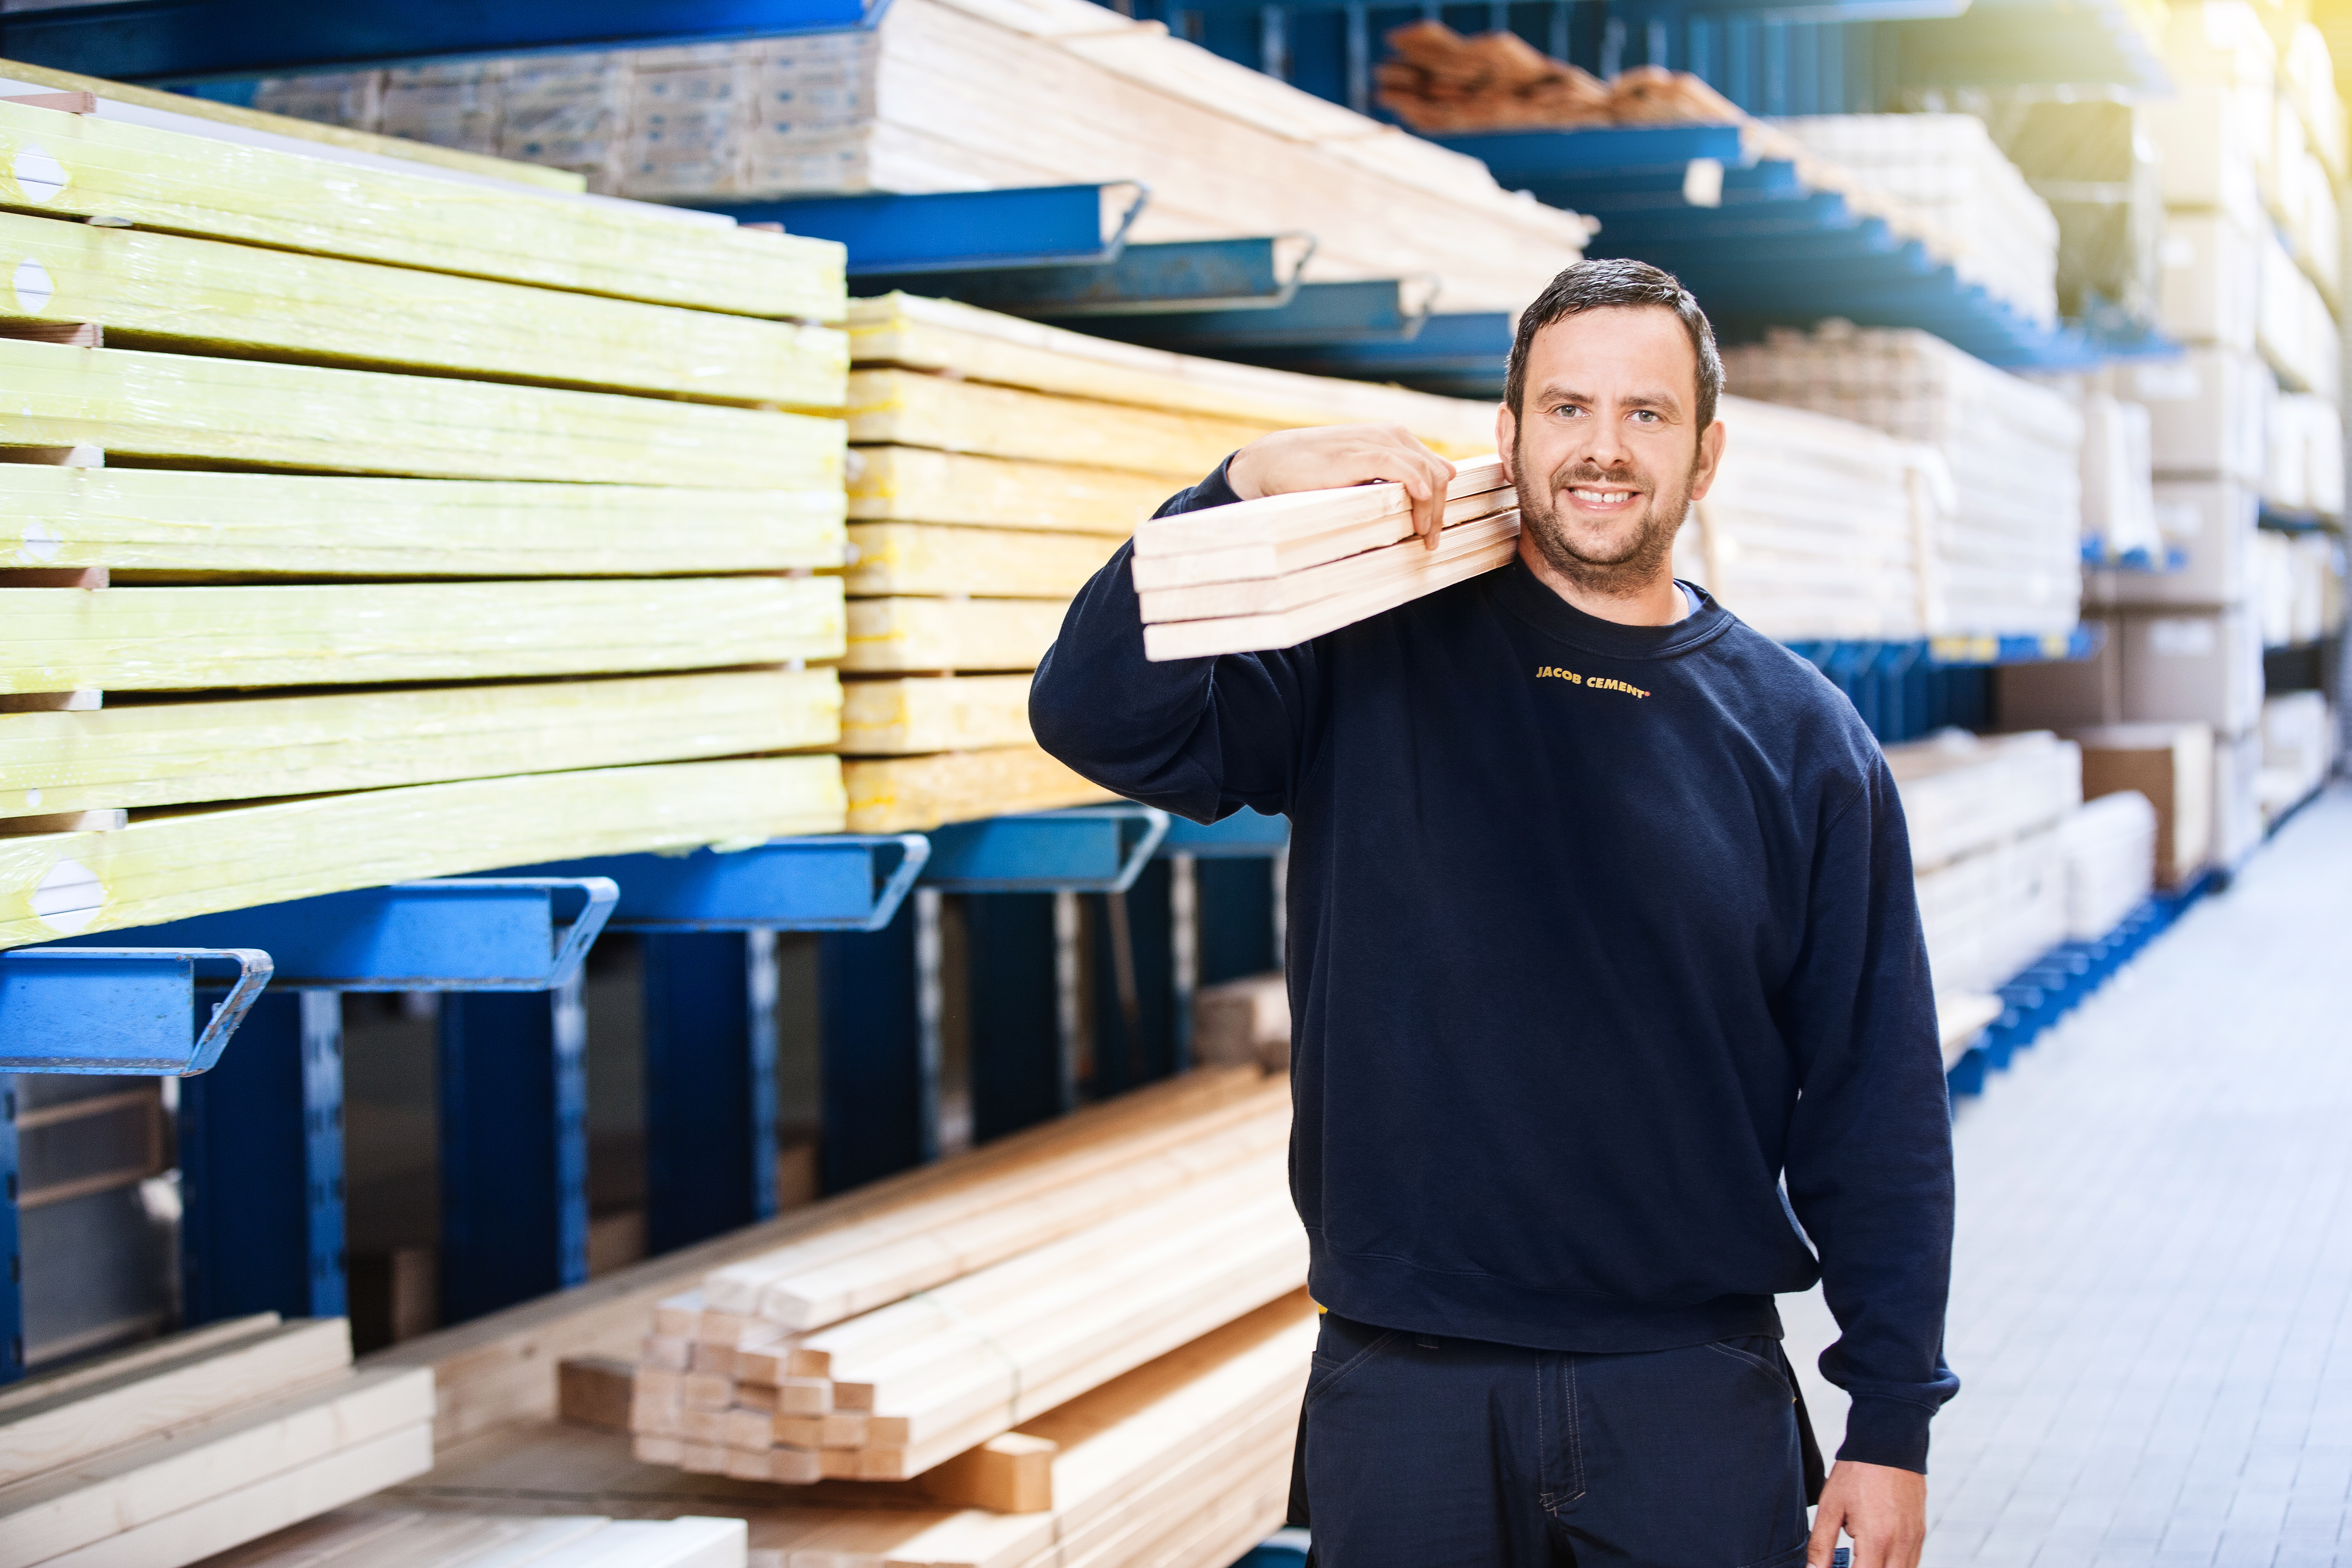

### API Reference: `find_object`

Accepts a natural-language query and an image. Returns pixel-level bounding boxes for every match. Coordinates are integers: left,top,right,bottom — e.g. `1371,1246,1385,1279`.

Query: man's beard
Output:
1514,436,1698,600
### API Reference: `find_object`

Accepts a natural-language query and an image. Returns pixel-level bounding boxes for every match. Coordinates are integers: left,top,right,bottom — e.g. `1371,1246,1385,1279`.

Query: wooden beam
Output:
0,98,841,319
846,524,1121,598
1132,454,1506,560
843,745,1111,833
840,674,1031,756
0,755,847,949
0,578,844,694
843,596,1064,675
2,465,845,578
848,446,1165,535
1140,507,1519,623
0,212,848,407
557,1359,637,1434
1,669,841,820
848,370,1265,480
0,339,845,488
0,1316,280,1417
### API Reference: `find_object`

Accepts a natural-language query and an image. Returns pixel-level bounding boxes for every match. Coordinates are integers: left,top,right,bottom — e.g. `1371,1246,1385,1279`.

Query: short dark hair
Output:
1504,258,1723,429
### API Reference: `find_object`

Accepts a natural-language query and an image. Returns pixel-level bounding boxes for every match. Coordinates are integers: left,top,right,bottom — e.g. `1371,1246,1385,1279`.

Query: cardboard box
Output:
2067,722,2215,885
2115,346,2269,487
2159,210,2260,350
2089,479,2258,608
1996,616,2122,730
2143,82,2266,227
2118,606,2266,733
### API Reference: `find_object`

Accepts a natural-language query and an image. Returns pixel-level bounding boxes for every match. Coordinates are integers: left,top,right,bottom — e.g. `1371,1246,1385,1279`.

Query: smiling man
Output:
1029,259,1957,1568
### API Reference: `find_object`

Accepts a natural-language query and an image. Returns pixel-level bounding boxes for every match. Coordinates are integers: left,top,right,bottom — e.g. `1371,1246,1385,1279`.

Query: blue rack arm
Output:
513,834,929,934
1156,806,1291,859
1075,277,1442,351
713,184,1150,277
919,806,1170,894
859,235,1315,319
0,946,271,1074
47,878,617,990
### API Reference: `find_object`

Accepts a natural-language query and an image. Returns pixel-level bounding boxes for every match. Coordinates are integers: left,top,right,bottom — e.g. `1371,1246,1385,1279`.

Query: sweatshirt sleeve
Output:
1779,752,1960,1473
1029,457,1325,824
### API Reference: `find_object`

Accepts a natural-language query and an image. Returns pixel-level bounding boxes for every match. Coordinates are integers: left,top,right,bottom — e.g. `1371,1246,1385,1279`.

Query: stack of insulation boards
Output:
1885,730,2086,1060
0,1312,434,1568
627,1070,1298,1484
1719,325,2085,639
245,0,1597,312
836,292,1498,828
0,88,852,949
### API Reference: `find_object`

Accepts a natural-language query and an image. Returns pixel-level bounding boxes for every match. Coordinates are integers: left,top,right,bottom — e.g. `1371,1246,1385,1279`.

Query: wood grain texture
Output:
842,596,1065,674
0,670,841,820
1142,528,1519,660
0,211,847,407
0,578,844,693
843,745,1111,833
846,446,1163,535
847,369,1263,479
845,524,1119,598
0,756,847,949
0,97,841,318
0,465,845,578
839,674,1031,756
0,339,845,487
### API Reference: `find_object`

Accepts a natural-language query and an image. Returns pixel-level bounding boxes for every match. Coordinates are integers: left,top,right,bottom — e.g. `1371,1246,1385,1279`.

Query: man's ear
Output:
1495,402,1517,483
1688,417,1727,502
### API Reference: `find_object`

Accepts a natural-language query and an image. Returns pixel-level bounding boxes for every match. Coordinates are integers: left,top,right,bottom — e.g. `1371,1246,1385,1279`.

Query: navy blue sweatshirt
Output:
1030,463,1959,1472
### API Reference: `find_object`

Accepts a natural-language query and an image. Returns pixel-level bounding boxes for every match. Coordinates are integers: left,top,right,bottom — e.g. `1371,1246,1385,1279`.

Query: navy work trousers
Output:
1296,1311,1816,1568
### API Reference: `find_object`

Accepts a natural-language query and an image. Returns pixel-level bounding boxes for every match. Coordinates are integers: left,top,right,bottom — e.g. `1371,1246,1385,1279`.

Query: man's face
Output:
1495,305,1725,596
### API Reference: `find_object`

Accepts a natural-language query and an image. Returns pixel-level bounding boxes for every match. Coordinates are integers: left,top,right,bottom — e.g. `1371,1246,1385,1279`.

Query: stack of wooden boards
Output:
627,1070,1298,1484
1720,325,2086,638
0,85,852,948
1372,21,1742,133
0,1312,433,1568
836,292,1497,822
246,0,1595,313
1131,456,1518,660
193,1511,748,1568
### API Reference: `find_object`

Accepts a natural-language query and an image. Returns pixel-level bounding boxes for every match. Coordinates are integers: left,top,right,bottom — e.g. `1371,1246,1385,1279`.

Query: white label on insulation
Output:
20,522,62,563
11,144,65,204
31,857,104,934
12,256,52,314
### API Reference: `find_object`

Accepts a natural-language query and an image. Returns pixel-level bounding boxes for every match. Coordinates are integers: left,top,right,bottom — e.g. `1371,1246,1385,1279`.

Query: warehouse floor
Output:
1783,784,2352,1567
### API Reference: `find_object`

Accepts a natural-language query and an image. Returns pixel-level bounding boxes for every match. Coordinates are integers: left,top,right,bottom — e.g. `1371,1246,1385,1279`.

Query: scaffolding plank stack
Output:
0,94,853,946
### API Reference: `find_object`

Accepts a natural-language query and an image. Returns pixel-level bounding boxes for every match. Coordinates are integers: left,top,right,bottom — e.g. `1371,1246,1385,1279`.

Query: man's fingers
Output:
1805,1508,1844,1568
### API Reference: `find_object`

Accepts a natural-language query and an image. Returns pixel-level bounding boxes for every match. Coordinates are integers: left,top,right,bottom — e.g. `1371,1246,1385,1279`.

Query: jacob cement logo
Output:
1535,666,1651,699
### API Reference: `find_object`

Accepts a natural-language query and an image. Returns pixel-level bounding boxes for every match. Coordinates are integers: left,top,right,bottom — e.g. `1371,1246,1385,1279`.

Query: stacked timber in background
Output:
195,1514,748,1568
626,1073,1299,1485
0,1313,433,1568
248,0,1596,312
836,293,1496,824
1371,22,1738,133
0,89,852,948
1719,325,2085,639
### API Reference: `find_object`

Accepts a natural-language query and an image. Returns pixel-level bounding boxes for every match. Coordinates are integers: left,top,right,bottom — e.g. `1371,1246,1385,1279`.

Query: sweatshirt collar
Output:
1490,558,1736,661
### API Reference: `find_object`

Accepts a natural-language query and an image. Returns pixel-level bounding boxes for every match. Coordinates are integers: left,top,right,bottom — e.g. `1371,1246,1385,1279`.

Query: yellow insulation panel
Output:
0,98,843,319
0,577,846,693
0,339,844,487
0,212,848,407
849,293,1499,456
0,756,848,949
842,596,1068,674
0,466,845,577
846,446,1164,536
844,745,1111,834
0,669,841,818
846,370,1265,480
840,674,1033,756
845,524,1122,598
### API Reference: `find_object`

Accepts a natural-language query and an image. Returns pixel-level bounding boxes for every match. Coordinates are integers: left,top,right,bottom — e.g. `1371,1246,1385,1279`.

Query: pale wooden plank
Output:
0,1315,280,1416
1130,455,1507,559
1138,510,1520,622
844,525,1119,599
847,447,1163,536
846,371,1261,480
840,675,1031,757
842,746,1110,834
1141,533,1520,661
842,598,1064,675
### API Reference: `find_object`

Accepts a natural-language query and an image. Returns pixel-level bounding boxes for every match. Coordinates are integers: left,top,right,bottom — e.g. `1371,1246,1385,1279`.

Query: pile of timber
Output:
1130,456,1519,661
246,0,1596,314
195,1511,748,1568
626,1070,1299,1484
836,293,1498,826
1720,325,2086,639
0,81,849,949
1374,22,1741,133
0,1312,434,1568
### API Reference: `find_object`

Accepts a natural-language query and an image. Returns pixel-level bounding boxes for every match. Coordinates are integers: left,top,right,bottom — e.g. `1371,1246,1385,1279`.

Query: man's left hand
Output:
1807,1460,1926,1568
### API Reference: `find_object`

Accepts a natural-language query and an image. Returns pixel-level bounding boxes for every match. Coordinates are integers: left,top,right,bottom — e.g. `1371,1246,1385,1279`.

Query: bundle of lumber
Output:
1130,456,1519,661
194,1511,748,1568
0,1312,434,1568
0,82,850,946
351,1290,1313,1568
837,293,1499,824
1887,730,2084,1019
1374,22,1739,134
1719,325,2085,637
247,0,1594,313
625,1071,1299,1484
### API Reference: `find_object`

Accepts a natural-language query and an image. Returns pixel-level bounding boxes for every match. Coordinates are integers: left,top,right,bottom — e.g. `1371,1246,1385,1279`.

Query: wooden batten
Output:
840,674,1033,756
842,596,1065,674
848,369,1266,480
844,745,1111,833
848,446,1167,535
845,523,1121,598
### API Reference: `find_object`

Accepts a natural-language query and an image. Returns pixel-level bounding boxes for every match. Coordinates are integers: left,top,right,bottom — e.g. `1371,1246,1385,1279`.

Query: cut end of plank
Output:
917,1430,1060,1513
557,1357,635,1432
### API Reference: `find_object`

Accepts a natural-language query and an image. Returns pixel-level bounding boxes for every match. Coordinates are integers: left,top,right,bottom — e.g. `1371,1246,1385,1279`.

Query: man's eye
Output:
1630,410,1659,423
1552,404,1584,418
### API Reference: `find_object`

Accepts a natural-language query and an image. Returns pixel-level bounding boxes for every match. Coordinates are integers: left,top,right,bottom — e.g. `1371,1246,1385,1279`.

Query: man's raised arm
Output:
1028,425,1454,824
